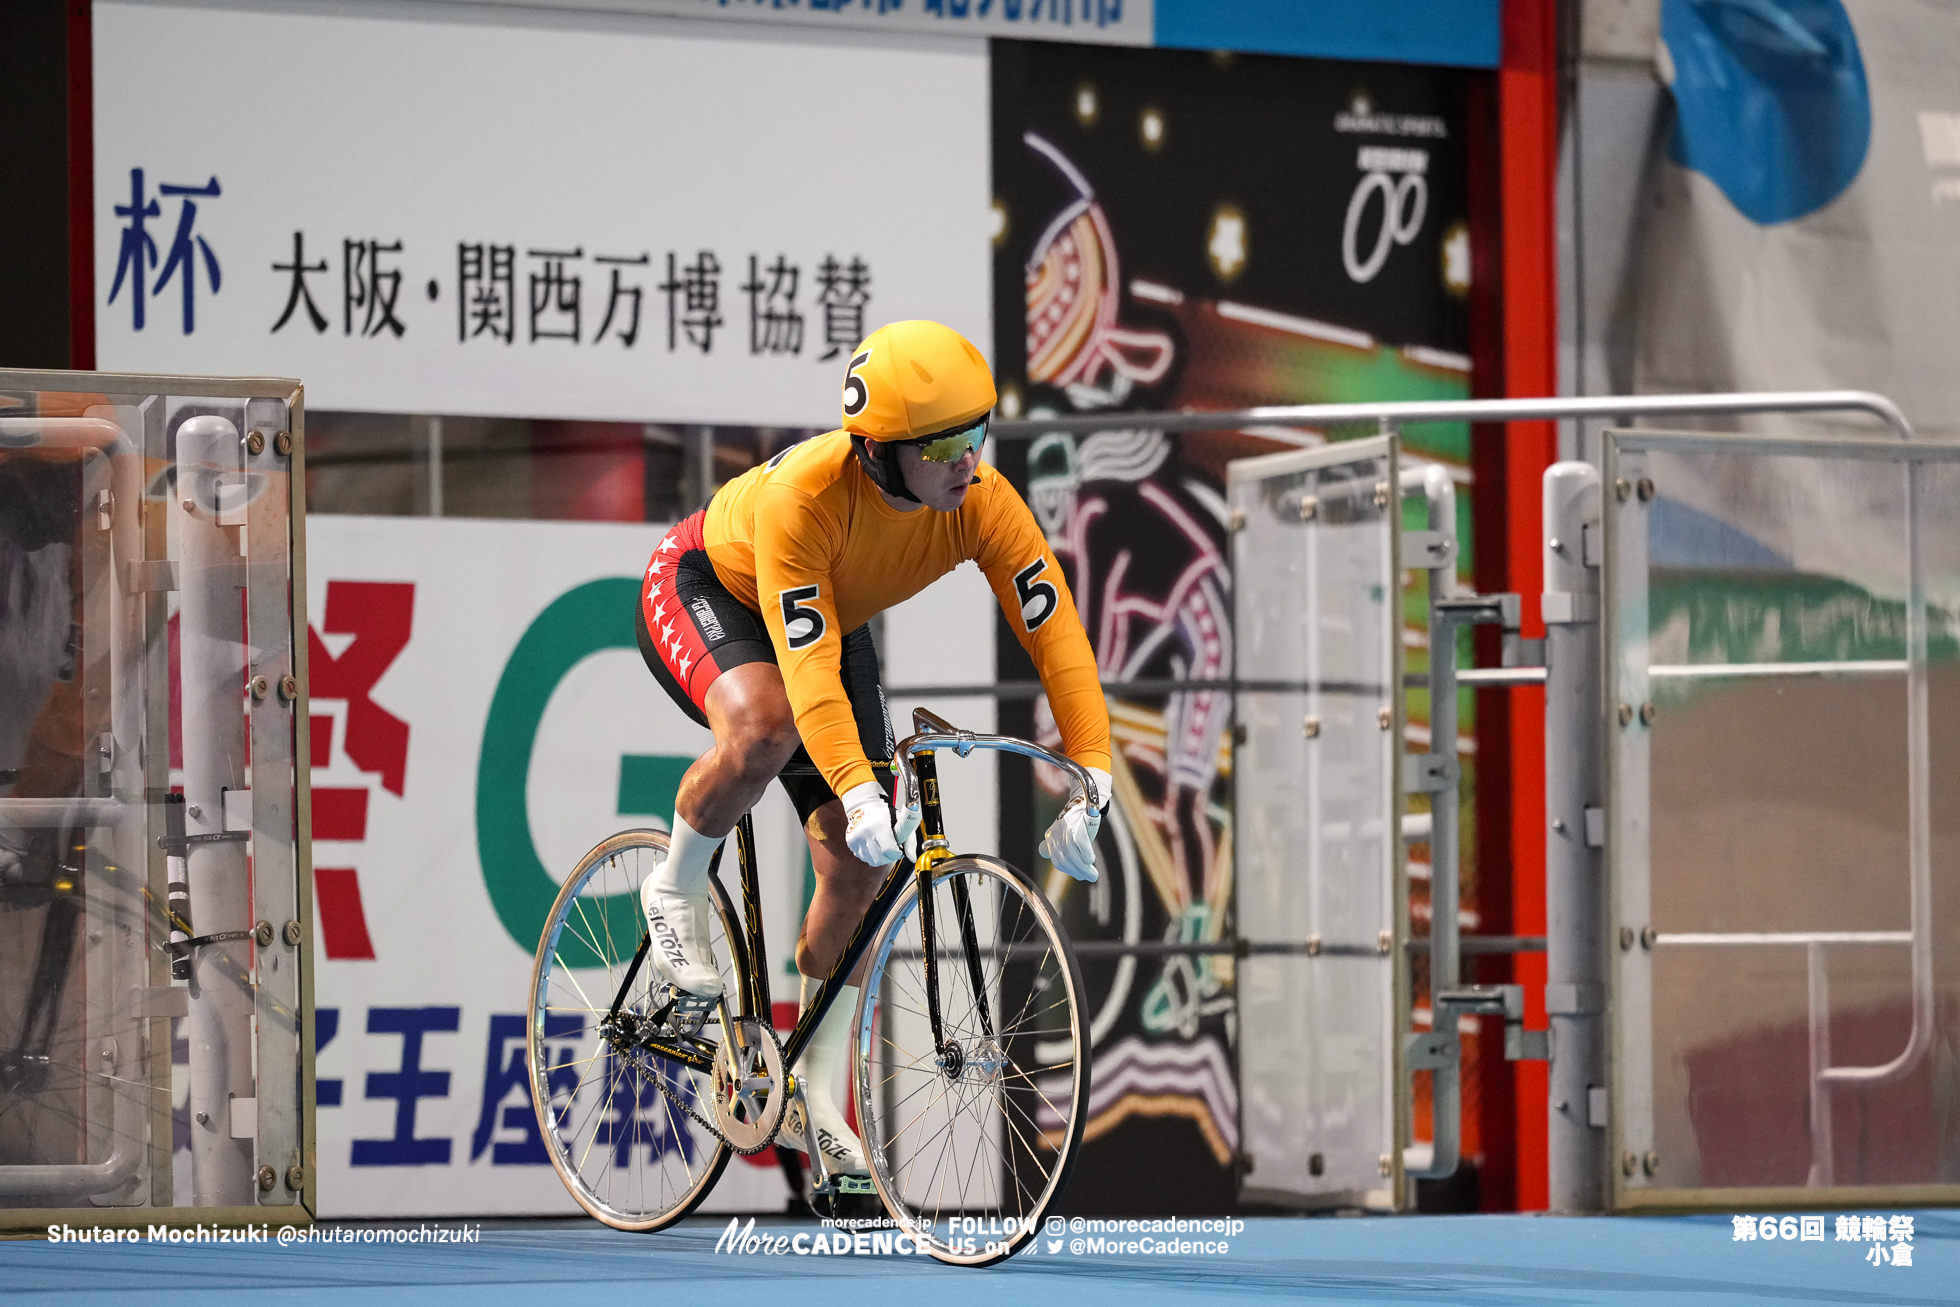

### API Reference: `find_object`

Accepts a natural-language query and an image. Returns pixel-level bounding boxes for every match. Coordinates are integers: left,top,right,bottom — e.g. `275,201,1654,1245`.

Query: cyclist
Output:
634,319,1111,1192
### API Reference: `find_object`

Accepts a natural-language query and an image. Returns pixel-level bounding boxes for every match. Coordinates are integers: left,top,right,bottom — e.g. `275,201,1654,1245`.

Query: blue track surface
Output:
3,1212,1955,1304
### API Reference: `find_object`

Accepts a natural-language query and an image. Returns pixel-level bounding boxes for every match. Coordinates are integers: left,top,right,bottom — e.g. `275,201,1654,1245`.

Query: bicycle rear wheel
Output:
528,829,747,1230
854,855,1089,1266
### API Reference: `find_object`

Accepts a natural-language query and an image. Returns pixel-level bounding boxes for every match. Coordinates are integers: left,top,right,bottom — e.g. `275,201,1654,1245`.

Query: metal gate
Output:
0,370,314,1230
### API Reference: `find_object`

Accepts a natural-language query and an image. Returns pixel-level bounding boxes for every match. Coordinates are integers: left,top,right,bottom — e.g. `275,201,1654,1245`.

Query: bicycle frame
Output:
607,708,1099,1080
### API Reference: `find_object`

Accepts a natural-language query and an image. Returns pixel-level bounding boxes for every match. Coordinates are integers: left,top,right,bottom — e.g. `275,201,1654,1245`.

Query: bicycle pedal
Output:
814,1173,876,1197
653,983,718,1038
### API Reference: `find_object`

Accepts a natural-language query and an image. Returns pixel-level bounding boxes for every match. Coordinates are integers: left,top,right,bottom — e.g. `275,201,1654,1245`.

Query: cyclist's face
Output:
895,440,980,512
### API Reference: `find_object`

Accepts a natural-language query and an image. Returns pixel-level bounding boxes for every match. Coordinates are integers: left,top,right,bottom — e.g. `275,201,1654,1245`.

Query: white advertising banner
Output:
474,0,1150,45
302,514,811,1217
296,512,996,1217
92,3,991,425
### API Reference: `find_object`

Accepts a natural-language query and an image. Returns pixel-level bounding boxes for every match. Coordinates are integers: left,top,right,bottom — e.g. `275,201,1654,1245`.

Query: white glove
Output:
842,780,902,867
1040,766,1112,883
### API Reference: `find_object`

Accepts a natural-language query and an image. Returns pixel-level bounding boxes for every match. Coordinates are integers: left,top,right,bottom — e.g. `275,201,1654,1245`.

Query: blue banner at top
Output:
1155,0,1502,69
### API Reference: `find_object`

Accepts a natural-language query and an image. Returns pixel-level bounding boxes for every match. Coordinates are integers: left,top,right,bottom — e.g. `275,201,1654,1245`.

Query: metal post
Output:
1542,461,1605,1212
1422,462,1464,1184
426,415,443,518
175,414,258,1206
1421,465,1461,1017
684,425,715,512
1806,942,1833,1186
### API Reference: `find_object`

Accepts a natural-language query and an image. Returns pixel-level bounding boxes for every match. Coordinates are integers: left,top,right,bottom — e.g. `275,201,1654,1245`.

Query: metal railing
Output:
991,389,1927,1211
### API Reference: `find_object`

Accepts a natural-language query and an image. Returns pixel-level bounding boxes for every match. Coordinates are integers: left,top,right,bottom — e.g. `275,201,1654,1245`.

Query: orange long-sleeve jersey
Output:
704,430,1110,799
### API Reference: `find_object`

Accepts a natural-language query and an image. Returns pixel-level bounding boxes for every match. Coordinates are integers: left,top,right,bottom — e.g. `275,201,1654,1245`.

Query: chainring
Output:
709,1015,787,1155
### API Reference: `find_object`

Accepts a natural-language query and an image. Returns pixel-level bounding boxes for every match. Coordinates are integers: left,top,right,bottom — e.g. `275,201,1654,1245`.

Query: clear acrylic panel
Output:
0,374,307,1218
1607,431,1960,1202
1229,435,1399,1208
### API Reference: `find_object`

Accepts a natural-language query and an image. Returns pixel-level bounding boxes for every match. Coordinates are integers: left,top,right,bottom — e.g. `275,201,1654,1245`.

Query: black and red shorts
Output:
636,509,893,824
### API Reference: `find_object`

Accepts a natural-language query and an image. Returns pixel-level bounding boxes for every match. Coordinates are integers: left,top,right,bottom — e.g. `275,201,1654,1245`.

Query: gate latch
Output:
1433,984,1548,1062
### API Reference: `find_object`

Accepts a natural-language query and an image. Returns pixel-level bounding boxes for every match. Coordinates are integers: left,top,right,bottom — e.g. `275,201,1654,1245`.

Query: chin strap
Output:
850,435,919,503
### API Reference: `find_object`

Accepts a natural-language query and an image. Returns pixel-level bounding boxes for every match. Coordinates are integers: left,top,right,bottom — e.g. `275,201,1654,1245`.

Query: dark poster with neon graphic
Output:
990,40,1475,1212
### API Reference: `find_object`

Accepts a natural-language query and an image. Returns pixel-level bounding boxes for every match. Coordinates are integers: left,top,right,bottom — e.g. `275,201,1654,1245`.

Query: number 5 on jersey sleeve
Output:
1014,558,1058,632
779,584,828,650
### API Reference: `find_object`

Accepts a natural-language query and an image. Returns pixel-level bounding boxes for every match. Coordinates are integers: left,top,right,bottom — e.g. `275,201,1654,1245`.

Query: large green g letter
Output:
477,577,643,957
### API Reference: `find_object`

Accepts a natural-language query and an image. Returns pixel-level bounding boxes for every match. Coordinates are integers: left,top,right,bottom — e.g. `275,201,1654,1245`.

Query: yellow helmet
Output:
841,320,996,441
841,320,996,503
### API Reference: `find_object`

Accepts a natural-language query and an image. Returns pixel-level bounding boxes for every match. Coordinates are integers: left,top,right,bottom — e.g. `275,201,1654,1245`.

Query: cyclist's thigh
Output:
638,510,778,727
701,660,797,746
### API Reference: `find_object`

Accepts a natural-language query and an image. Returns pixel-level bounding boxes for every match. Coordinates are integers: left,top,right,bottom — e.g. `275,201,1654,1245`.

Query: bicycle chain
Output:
627,1045,736,1149
623,1021,787,1157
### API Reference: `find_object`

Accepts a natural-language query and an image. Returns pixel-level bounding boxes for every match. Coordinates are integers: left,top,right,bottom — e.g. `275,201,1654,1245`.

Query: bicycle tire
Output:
528,828,748,1231
853,855,1090,1266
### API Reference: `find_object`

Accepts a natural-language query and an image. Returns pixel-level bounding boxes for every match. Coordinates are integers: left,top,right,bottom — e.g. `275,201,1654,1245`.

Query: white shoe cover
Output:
785,1083,867,1177
784,980,866,1176
639,880,722,999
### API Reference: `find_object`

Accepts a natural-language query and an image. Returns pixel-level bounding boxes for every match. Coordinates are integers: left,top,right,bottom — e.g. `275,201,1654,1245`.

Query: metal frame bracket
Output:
1403,753,1459,794
1507,1027,1551,1062
1406,1030,1459,1070
1542,592,1599,625
1402,529,1455,569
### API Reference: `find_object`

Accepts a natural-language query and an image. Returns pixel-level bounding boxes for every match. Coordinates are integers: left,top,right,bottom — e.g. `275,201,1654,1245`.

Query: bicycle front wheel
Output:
528,829,746,1231
855,855,1090,1266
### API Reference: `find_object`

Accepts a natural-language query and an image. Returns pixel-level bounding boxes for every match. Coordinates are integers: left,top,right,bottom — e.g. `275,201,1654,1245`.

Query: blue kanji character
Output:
469,1013,579,1165
108,168,162,331
153,176,223,334
316,1007,343,1107
351,1006,459,1166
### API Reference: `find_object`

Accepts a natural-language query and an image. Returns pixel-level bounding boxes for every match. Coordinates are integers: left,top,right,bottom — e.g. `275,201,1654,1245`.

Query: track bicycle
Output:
528,708,1093,1266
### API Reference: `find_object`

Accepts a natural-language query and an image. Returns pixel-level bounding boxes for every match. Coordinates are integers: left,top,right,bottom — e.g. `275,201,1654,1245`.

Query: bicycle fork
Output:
910,750,993,1066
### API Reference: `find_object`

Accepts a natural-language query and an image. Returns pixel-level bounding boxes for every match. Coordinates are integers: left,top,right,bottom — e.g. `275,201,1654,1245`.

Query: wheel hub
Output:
963,1037,1008,1086
934,1040,965,1080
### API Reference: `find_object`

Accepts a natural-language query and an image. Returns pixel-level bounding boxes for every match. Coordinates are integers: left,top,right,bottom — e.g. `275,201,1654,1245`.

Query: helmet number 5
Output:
1014,558,1058,632
779,584,828,650
842,349,873,418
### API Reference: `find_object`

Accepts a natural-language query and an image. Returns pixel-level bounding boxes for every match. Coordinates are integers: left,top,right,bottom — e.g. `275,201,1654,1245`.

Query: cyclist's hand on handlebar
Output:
843,780,903,867
1040,766,1112,883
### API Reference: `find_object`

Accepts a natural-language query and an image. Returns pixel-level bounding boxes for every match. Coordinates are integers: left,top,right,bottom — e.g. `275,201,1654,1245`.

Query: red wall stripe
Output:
1495,0,1559,1213
311,787,371,842
314,868,377,961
